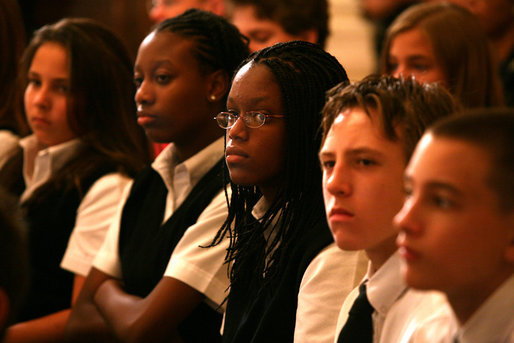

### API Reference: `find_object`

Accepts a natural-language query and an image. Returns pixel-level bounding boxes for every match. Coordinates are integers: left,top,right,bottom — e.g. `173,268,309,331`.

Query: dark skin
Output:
65,32,229,343
65,267,198,342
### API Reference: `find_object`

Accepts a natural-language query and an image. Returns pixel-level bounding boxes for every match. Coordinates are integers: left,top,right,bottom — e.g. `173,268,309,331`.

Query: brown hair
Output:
225,0,329,48
0,0,29,135
20,18,150,179
322,75,458,162
381,2,504,108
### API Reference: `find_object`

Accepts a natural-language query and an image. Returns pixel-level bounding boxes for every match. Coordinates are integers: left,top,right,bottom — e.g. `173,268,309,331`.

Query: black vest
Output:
222,216,333,343
0,148,117,321
118,159,225,342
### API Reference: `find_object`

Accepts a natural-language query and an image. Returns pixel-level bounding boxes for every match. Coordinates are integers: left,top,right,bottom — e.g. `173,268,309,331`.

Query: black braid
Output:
155,9,250,103
211,41,349,288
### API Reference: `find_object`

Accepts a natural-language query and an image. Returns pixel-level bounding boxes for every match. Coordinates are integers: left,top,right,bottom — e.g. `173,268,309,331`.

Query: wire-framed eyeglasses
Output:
215,111,285,129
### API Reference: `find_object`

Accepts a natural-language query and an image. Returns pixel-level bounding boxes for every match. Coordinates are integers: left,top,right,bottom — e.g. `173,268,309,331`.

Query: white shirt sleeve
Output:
60,173,132,276
89,178,134,278
295,245,368,343
163,190,229,310
0,130,19,168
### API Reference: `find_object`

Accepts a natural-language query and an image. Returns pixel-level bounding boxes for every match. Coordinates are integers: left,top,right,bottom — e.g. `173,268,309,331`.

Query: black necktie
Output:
337,283,374,343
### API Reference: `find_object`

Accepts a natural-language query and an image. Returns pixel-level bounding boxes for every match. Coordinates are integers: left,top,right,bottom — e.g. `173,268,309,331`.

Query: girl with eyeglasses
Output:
66,9,248,343
210,41,360,342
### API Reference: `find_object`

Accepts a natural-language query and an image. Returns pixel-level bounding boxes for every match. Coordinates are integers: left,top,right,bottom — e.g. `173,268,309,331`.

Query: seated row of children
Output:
0,5,511,343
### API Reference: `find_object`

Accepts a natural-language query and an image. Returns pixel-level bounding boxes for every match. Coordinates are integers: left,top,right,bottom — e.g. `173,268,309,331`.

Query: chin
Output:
227,170,254,187
403,268,437,291
332,230,362,251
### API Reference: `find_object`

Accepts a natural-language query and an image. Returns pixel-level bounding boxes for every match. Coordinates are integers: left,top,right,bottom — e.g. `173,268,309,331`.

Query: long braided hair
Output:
213,41,349,288
154,9,249,105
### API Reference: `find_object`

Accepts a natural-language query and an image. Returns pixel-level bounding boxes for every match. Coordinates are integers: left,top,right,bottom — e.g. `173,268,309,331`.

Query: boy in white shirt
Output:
394,109,514,343
319,75,456,343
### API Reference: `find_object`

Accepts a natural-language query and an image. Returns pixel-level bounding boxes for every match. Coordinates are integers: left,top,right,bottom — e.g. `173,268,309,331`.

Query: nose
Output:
227,116,248,141
391,64,407,79
134,79,154,107
324,163,352,197
393,196,421,235
31,85,51,110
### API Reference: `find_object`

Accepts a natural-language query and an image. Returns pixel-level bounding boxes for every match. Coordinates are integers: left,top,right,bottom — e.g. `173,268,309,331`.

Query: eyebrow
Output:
318,147,384,161
27,71,69,83
405,175,464,196
227,96,270,108
318,150,334,160
406,55,431,62
388,55,430,62
345,147,384,158
134,59,173,72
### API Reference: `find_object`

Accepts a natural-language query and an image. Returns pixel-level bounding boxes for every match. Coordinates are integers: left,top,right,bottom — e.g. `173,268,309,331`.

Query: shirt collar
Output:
152,136,224,191
366,252,407,316
19,135,83,201
457,275,514,342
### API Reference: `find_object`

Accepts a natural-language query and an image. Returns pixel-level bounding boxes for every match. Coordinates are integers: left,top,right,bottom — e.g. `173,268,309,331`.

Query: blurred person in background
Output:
225,0,329,52
147,0,225,23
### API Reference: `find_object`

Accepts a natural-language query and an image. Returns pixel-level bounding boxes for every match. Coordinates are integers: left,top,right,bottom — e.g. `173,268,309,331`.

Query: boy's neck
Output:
446,270,512,325
365,236,397,273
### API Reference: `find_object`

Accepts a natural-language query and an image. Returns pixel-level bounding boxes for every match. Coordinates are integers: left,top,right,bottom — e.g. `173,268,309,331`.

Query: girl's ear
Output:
206,70,230,103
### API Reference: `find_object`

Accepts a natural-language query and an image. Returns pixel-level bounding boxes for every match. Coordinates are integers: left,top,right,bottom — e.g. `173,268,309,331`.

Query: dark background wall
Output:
18,0,152,61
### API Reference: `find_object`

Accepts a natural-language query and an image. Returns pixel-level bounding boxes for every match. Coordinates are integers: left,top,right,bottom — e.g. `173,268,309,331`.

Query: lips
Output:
396,233,420,261
30,116,51,126
225,145,249,164
137,111,157,126
328,207,354,221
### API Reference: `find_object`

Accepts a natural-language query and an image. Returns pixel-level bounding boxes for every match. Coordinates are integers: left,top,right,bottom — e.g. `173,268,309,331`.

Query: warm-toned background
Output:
19,0,376,81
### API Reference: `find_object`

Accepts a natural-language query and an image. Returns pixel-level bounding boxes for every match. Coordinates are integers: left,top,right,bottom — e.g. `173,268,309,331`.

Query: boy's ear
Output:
206,70,230,103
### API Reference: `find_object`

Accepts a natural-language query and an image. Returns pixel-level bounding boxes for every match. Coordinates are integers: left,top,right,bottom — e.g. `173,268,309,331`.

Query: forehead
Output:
135,31,197,67
231,5,285,33
408,135,491,186
30,42,69,73
390,28,434,55
323,107,403,151
228,62,282,107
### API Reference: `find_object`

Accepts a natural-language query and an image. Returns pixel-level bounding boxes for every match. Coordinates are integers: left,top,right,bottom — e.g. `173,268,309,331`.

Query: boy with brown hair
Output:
394,108,514,342
319,75,456,342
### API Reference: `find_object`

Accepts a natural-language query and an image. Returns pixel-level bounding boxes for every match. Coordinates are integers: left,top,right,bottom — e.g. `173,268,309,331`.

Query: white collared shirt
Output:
17,135,132,277
411,275,514,343
334,252,447,343
19,135,83,202
0,129,19,168
93,137,230,309
245,197,369,343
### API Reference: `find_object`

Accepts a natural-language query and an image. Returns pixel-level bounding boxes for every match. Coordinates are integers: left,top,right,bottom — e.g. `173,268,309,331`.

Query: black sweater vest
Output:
118,159,225,342
0,149,117,321
222,217,333,343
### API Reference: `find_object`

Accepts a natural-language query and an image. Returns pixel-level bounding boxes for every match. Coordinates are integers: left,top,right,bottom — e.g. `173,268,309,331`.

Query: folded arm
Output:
93,276,204,343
